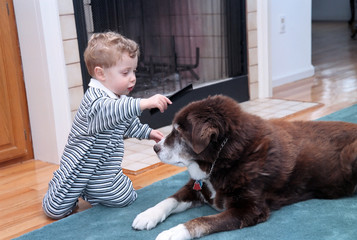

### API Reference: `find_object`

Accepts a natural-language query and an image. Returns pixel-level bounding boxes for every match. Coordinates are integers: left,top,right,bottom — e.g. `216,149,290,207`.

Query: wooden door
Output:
0,0,33,164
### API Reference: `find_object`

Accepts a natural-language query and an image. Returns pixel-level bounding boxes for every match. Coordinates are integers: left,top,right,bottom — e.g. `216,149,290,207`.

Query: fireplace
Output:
73,0,249,128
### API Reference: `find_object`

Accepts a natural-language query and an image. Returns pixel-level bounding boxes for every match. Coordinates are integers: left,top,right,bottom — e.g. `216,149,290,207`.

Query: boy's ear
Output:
94,66,105,81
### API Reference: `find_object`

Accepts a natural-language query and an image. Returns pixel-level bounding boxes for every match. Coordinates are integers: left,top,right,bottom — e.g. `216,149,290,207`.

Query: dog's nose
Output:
153,144,161,153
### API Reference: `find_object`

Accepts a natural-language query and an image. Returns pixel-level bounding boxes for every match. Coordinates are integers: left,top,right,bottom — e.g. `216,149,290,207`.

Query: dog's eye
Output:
169,128,183,141
173,128,180,136
174,123,181,130
173,124,182,133
167,128,178,138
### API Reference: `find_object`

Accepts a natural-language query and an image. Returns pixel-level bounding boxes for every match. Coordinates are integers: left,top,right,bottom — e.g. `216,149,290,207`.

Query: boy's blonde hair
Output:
84,32,140,77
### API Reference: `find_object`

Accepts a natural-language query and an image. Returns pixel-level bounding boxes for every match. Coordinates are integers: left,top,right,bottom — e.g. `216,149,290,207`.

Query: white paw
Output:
132,206,167,230
156,224,191,240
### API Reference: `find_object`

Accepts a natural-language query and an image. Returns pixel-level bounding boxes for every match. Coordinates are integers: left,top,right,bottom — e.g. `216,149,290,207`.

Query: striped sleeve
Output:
86,89,142,134
124,117,152,140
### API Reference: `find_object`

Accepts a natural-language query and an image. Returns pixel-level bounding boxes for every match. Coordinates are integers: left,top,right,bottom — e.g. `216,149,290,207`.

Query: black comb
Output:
150,84,193,115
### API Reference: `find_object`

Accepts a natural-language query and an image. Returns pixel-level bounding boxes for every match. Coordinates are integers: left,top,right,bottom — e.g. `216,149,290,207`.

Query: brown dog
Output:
132,95,357,240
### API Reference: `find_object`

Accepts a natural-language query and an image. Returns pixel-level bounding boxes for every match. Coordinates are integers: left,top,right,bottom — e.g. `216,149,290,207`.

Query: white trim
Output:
14,0,71,164
257,0,272,98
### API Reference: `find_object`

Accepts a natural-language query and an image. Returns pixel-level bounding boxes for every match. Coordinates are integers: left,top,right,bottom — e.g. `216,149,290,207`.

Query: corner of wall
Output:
247,0,259,100
57,0,84,120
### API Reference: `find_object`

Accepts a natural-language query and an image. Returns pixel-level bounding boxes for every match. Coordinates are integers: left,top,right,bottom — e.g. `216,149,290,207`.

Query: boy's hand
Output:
150,130,164,143
140,94,172,113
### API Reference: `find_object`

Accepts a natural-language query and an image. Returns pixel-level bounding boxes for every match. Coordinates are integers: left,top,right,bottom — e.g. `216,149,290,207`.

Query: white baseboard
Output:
272,66,315,88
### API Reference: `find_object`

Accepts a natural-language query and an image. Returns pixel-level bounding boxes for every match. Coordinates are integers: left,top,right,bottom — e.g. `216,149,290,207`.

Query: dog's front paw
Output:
132,207,166,230
156,224,191,240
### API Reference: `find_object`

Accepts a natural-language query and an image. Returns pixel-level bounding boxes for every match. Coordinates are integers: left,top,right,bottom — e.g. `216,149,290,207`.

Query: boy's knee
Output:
94,190,138,207
43,206,67,219
42,195,77,219
113,190,137,206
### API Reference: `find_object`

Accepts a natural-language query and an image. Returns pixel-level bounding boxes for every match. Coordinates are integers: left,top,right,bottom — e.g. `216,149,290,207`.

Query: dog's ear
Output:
192,122,218,154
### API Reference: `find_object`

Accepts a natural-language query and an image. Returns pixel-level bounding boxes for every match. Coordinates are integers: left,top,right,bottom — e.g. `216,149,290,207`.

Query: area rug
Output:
16,104,357,240
317,104,357,123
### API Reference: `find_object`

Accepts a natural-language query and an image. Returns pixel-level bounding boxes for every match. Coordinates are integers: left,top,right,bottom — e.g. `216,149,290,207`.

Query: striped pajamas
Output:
43,83,151,219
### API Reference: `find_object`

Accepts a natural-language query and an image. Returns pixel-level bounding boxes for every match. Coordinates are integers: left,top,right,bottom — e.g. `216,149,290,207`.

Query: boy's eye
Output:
122,69,136,75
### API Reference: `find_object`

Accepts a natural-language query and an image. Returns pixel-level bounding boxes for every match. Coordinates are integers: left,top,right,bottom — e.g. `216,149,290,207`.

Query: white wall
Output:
13,0,72,164
269,0,315,87
312,0,351,21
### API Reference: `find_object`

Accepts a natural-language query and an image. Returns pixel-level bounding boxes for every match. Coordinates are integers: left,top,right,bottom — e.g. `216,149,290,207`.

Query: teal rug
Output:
16,104,357,240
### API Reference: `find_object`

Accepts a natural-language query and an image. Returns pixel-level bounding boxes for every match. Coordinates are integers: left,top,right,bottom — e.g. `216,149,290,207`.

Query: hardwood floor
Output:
1,22,357,240
0,159,185,240
274,22,357,120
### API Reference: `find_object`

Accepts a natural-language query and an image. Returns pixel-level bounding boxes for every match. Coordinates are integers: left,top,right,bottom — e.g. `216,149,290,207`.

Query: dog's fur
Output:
132,95,357,240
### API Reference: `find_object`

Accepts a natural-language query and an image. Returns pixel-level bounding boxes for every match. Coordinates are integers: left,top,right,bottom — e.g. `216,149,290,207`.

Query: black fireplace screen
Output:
73,0,248,99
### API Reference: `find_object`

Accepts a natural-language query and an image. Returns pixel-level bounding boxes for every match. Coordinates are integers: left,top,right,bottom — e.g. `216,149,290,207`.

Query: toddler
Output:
42,32,171,219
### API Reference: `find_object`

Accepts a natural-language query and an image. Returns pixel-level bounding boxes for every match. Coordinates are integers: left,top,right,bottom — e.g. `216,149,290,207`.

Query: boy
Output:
43,32,172,219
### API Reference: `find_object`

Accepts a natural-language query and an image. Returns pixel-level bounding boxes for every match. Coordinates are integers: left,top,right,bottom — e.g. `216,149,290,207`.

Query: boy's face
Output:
97,52,138,96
